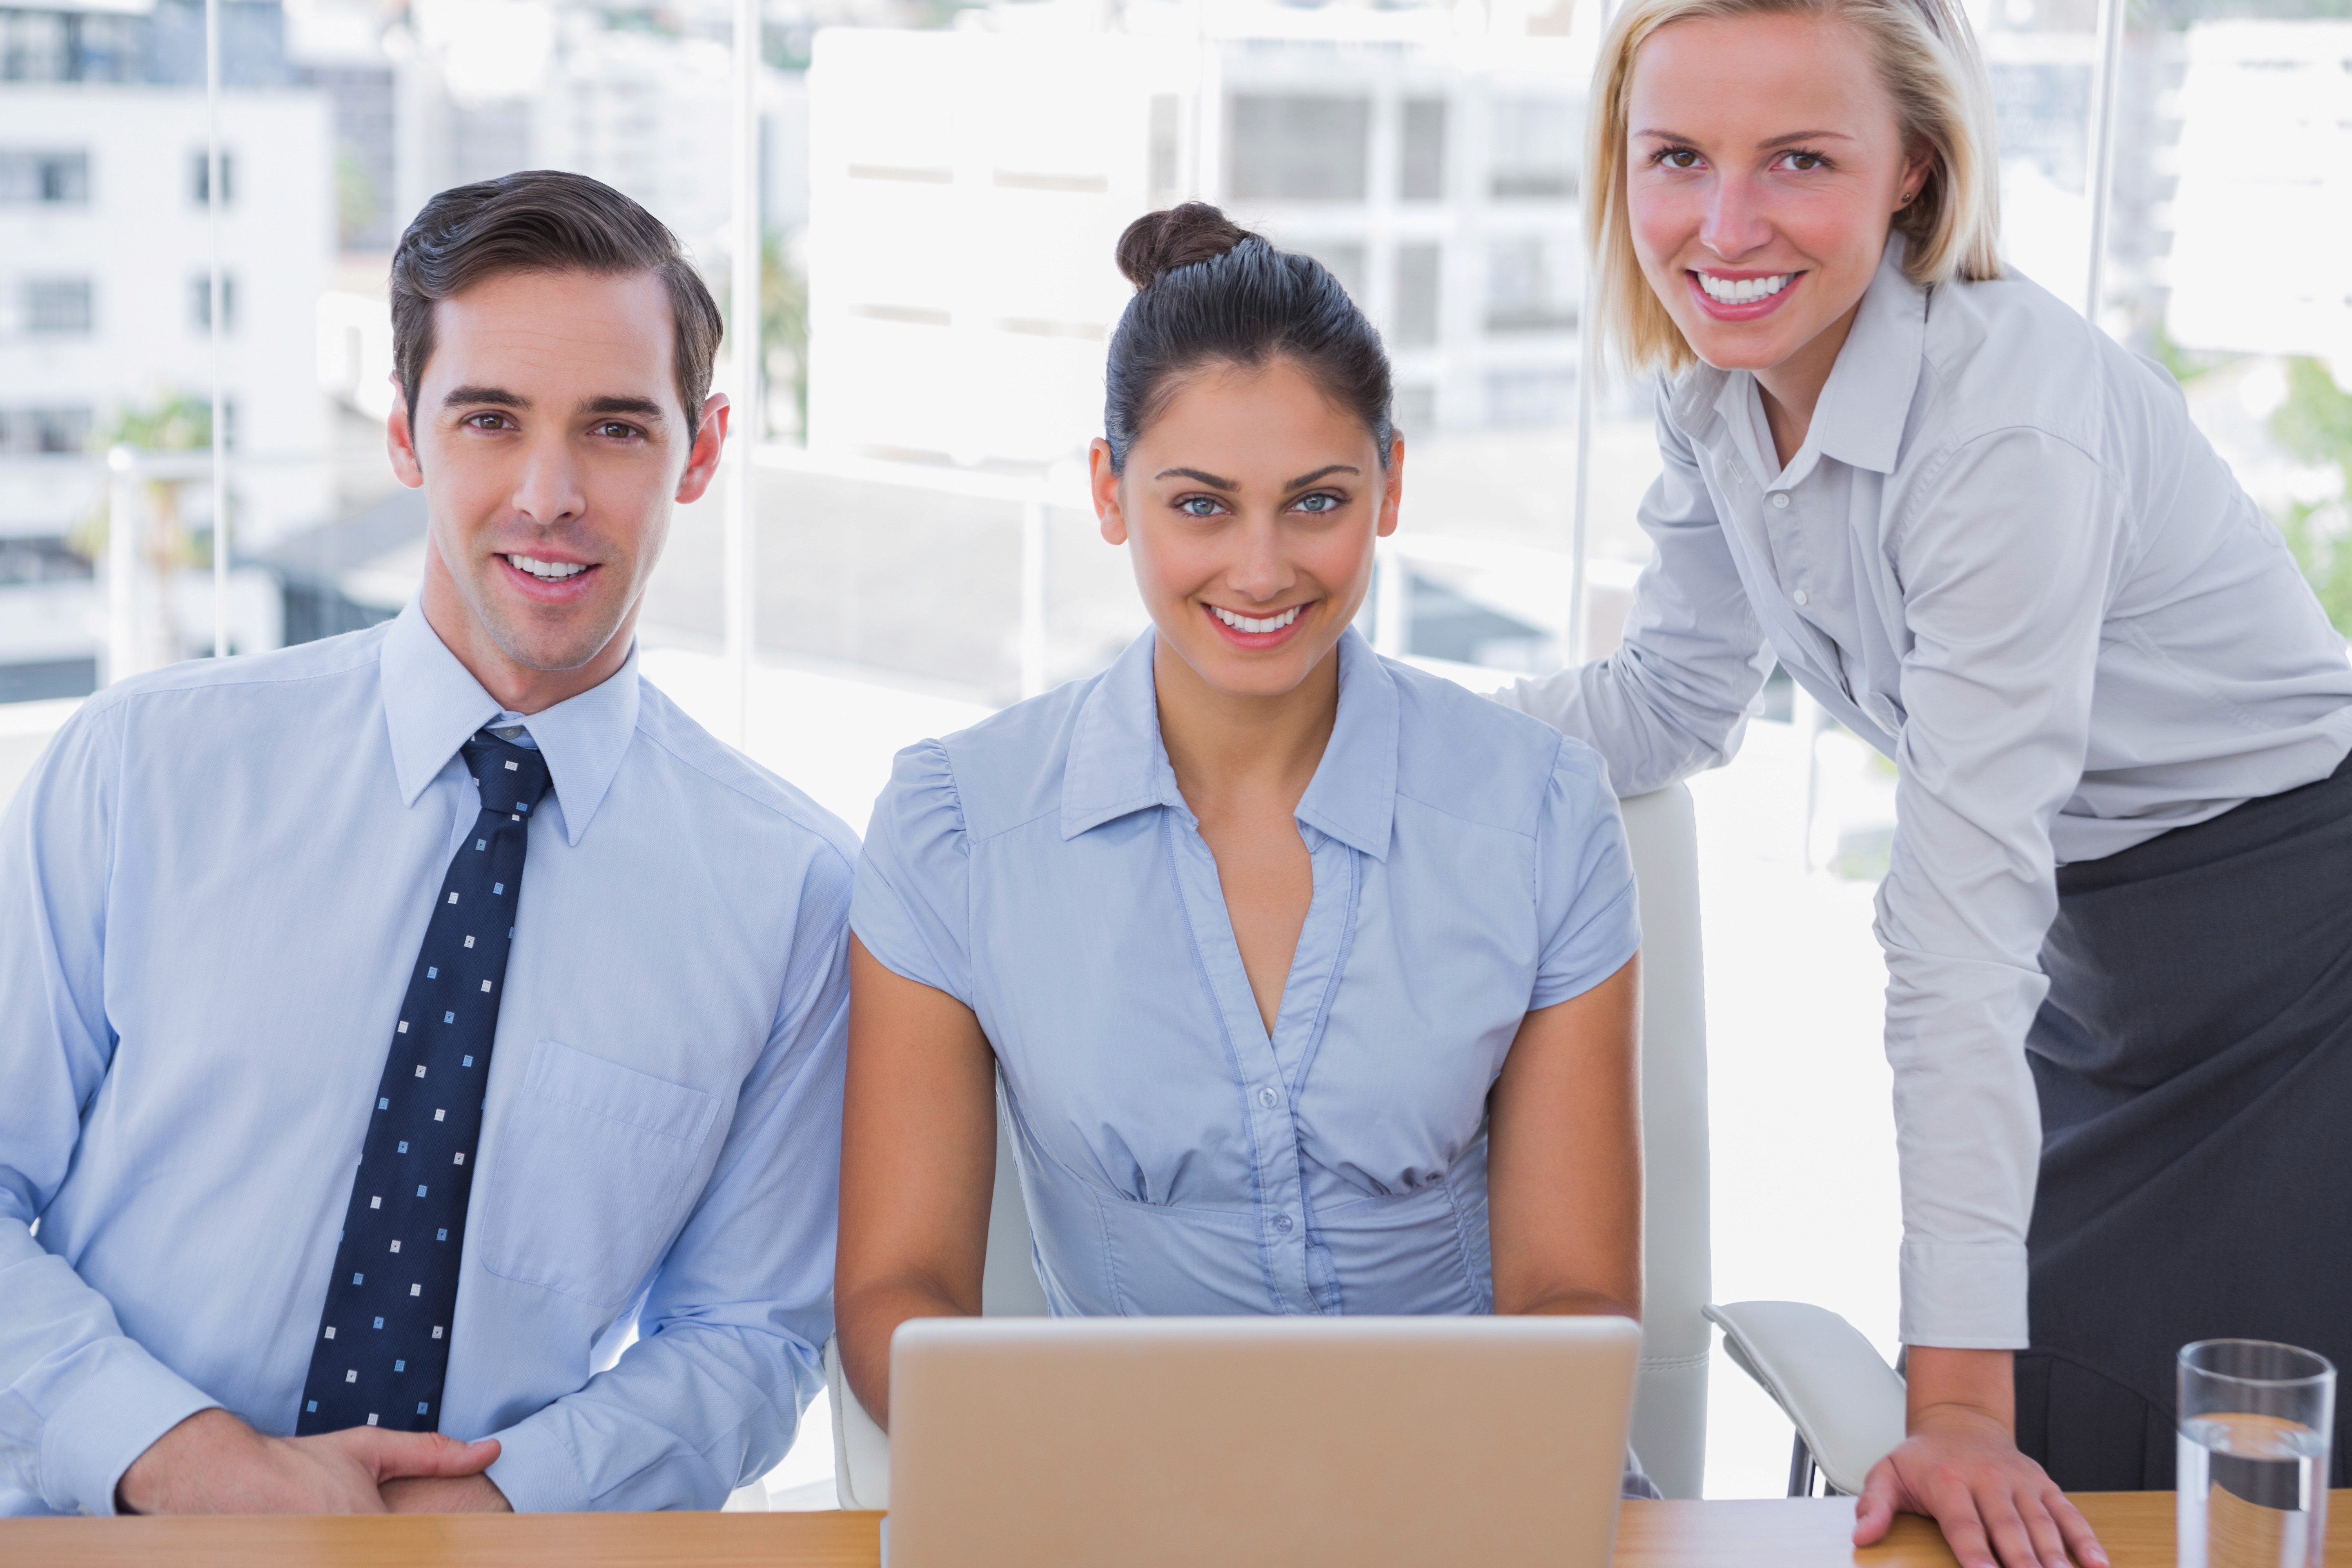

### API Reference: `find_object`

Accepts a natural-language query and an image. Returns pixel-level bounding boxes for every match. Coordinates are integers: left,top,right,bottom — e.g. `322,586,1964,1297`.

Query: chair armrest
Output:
824,1335,893,1509
1704,1301,1907,1497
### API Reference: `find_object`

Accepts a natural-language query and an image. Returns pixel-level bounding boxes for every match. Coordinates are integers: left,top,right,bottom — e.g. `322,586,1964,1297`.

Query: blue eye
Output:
1179,497,1221,518
1295,492,1340,514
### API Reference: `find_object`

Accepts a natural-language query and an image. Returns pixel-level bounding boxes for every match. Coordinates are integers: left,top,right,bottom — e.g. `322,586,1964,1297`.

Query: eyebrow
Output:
439,388,668,423
1152,463,1361,490
443,385,526,410
581,395,666,423
1154,466,1237,489
1632,127,1857,149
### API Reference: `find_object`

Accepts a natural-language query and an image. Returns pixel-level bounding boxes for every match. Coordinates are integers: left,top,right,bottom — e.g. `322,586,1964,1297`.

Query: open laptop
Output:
884,1314,1643,1568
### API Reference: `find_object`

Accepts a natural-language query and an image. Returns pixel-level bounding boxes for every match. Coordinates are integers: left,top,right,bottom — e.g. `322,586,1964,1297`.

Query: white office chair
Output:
823,783,1905,1506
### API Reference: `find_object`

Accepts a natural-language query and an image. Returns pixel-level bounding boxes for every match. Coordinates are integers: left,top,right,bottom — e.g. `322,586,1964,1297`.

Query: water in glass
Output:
2178,1412,2330,1568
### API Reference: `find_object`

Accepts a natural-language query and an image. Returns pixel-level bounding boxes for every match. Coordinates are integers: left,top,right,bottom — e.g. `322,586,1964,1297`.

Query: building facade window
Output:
0,405,94,454
21,277,94,336
0,11,143,84
1394,242,1441,347
1489,96,1576,198
1400,98,1446,202
0,149,90,205
0,535,96,584
189,147,235,205
1485,234,1578,333
189,273,238,333
1228,94,1371,201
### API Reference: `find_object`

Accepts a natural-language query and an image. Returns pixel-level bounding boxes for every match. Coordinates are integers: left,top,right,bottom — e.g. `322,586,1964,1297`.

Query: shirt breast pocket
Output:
474,1038,723,1307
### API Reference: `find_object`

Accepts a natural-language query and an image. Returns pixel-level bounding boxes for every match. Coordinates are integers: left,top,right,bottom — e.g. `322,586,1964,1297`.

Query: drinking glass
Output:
2178,1339,2335,1568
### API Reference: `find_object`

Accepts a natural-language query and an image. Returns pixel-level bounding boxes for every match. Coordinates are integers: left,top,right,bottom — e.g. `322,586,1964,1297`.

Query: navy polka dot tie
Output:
296,734,550,1435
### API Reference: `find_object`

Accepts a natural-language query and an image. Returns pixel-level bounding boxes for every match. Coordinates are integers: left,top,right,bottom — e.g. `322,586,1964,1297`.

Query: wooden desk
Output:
3,1492,2342,1566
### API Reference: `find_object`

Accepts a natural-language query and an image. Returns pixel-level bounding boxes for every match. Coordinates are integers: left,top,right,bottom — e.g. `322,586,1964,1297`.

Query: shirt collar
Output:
379,600,642,846
1059,626,1398,862
1806,236,1926,475
1666,234,1926,479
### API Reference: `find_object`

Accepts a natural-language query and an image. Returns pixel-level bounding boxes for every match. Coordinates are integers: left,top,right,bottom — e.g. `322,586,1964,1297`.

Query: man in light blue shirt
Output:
0,171,855,1516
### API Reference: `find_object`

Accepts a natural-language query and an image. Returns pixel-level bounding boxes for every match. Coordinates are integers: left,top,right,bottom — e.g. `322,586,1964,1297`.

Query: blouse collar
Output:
1668,233,1928,481
1060,625,1399,862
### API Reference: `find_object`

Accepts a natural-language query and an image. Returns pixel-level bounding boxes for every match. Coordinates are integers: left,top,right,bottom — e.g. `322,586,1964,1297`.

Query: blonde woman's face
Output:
1624,13,1927,379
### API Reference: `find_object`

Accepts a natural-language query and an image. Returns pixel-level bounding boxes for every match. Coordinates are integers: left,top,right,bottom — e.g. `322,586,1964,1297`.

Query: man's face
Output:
390,268,723,703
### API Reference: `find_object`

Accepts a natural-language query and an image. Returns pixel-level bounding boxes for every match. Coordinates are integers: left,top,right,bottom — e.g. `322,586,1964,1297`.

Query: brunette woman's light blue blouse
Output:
852,627,1641,1321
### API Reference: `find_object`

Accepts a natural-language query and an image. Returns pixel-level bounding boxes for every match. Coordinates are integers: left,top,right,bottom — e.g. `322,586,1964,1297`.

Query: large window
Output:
6,0,2347,1512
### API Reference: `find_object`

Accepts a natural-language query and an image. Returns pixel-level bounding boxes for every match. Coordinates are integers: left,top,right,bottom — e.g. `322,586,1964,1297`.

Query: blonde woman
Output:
1504,0,2352,1564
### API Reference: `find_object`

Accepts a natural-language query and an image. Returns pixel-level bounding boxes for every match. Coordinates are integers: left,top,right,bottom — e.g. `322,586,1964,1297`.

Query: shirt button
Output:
1272,1214,1294,1234
1771,492,1790,508
1257,1086,1280,1109
1793,589,1810,607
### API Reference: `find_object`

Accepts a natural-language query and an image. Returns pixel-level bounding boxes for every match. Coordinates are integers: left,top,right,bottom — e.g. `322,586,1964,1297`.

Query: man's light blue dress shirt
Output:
0,604,858,1516
853,628,1640,1318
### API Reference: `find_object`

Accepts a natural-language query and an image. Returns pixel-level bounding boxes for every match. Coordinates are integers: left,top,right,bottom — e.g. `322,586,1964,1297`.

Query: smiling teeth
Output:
1698,272,1793,304
507,555,586,581
1214,605,1302,634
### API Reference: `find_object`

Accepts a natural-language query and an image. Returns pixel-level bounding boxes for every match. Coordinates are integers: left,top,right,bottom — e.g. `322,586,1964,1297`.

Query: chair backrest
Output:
1616,784,1711,1499
829,782,1711,1506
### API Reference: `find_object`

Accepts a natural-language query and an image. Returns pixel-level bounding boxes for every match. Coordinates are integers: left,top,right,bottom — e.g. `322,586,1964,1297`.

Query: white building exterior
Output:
804,17,1597,472
0,87,332,543
2165,20,2352,377
0,84,332,682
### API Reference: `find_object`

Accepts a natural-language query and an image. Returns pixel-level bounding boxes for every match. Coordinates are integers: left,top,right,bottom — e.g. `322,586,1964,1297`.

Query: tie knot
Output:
462,734,552,816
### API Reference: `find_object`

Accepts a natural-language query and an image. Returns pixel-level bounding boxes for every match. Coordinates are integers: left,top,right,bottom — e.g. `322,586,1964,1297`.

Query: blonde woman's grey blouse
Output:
1501,240,2352,1350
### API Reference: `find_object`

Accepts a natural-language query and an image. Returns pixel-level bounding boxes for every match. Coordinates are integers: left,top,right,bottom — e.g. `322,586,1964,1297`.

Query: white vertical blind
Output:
205,0,228,659
1566,0,1622,665
726,0,764,746
2081,0,2128,321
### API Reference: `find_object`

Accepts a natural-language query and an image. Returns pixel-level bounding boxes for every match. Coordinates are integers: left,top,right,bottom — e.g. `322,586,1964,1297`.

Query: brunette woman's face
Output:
1091,356,1402,701
1624,12,1928,377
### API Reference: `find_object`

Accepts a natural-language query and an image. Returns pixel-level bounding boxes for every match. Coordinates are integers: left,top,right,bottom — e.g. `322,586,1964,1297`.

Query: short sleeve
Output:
1528,737,1642,1011
851,738,977,1007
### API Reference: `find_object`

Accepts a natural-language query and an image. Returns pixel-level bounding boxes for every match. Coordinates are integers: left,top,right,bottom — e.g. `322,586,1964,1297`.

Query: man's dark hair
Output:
390,169,726,444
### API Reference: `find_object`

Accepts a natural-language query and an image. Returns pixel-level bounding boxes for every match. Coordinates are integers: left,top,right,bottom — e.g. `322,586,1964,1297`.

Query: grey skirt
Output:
2018,752,2352,1490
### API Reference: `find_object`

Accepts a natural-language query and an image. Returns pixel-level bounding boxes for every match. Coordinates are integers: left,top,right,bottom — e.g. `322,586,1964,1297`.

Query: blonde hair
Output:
1587,0,2002,375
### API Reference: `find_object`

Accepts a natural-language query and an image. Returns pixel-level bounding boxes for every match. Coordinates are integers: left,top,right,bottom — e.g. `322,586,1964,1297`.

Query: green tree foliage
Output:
97,390,214,457
716,231,811,442
2270,358,2352,635
763,229,809,440
77,391,219,569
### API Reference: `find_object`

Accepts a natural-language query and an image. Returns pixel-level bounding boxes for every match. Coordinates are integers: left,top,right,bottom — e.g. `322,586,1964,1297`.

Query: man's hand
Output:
381,1474,512,1513
115,1408,500,1516
1852,1348,2107,1568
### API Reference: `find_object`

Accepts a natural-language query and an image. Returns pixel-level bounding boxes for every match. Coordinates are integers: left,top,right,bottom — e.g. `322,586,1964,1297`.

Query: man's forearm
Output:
381,1472,512,1512
115,1407,501,1515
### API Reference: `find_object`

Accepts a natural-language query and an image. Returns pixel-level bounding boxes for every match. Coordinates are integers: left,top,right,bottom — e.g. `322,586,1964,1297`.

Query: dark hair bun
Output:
1116,203,1257,290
